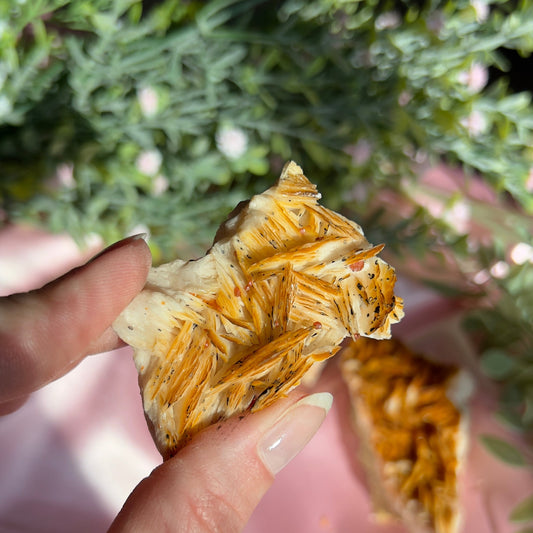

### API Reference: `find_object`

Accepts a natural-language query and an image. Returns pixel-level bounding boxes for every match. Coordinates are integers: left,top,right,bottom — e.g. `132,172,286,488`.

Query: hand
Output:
0,235,332,532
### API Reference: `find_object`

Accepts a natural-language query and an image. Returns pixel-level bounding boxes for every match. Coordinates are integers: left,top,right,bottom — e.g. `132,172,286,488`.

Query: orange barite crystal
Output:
340,337,471,533
114,162,404,458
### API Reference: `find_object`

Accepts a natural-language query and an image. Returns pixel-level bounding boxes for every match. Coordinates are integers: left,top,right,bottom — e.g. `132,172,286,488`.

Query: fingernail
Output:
119,232,149,244
257,392,333,475
88,233,148,263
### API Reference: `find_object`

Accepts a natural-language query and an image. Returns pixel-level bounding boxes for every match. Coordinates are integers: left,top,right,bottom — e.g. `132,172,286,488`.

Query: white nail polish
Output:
257,392,333,475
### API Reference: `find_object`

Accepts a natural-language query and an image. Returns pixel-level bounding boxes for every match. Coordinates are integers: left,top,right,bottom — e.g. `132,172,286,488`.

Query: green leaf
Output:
196,0,238,33
510,494,533,523
301,139,332,169
496,408,528,432
481,348,518,380
480,435,527,467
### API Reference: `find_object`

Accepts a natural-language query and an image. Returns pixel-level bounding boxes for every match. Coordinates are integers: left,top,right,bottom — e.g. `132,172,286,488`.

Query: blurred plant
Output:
1,0,533,525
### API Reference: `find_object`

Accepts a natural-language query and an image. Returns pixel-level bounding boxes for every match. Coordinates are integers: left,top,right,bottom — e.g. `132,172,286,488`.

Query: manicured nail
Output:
257,392,333,475
88,233,148,263
123,232,149,243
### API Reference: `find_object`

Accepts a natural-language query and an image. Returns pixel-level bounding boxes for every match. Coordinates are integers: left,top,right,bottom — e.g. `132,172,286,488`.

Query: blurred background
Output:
1,0,533,531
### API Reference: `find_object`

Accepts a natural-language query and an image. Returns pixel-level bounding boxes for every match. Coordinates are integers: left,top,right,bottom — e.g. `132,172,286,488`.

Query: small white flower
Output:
137,86,159,117
45,162,75,191
473,269,490,285
471,0,489,23
510,242,533,265
344,139,372,166
216,127,248,160
443,200,471,235
152,174,169,196
136,149,162,176
413,149,427,164
490,260,510,279
457,62,488,93
426,10,445,35
423,196,445,219
347,182,370,203
526,167,533,192
56,162,75,188
83,233,104,250
375,11,401,31
467,236,480,253
460,110,488,137
398,91,412,107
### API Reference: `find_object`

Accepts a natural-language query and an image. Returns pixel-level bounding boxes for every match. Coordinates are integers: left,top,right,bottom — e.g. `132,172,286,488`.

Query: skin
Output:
0,236,326,532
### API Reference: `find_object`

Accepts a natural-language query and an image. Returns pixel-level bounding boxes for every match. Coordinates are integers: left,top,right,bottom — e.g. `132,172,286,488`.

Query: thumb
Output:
0,234,151,407
108,392,333,533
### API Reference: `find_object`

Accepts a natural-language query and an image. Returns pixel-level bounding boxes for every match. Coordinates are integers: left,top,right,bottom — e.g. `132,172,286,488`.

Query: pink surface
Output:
0,226,531,532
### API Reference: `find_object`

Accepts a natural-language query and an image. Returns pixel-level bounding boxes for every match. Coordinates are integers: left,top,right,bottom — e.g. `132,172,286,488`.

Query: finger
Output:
0,395,29,416
0,234,151,404
108,391,333,533
86,325,127,357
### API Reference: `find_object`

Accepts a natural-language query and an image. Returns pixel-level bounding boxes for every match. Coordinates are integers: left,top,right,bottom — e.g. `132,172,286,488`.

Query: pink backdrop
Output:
0,225,531,532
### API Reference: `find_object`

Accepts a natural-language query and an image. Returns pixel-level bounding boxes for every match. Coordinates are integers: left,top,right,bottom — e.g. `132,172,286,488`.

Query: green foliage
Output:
511,494,533,524
1,2,533,518
2,0,533,251
465,257,533,434
480,434,527,467
481,348,519,380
